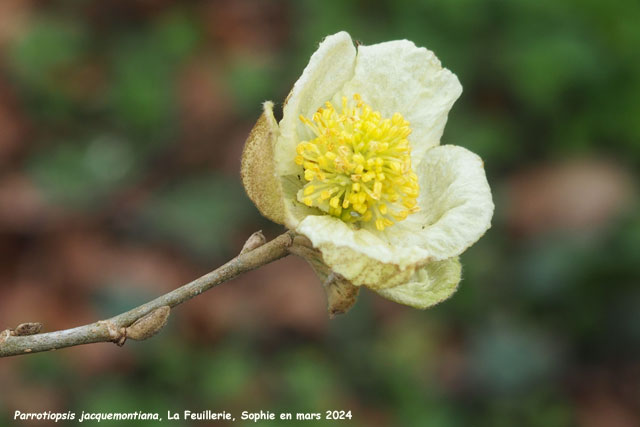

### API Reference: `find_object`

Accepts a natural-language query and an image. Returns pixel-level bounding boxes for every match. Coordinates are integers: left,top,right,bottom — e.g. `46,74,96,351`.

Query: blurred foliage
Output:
27,134,136,207
138,175,253,259
1,0,639,426
108,11,199,142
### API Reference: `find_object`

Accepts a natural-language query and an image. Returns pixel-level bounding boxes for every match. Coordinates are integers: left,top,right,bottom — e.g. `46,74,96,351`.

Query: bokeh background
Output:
1,0,639,426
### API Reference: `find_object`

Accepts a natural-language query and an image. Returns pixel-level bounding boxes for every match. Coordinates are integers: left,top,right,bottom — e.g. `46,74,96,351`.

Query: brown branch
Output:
0,231,294,358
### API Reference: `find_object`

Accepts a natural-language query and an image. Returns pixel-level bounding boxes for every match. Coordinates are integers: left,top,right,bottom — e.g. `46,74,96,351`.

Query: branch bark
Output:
0,231,294,358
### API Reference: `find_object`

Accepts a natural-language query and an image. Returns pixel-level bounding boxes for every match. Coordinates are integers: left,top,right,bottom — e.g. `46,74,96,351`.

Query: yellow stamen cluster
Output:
295,94,419,231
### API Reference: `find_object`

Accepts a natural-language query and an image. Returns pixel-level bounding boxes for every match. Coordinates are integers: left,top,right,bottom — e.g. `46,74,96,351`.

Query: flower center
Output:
295,94,419,231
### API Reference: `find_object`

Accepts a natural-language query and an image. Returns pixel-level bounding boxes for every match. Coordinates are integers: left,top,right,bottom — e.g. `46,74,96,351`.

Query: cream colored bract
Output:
241,31,494,310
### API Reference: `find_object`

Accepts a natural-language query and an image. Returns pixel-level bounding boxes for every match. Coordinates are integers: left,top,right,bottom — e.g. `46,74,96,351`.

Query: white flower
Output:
241,32,494,310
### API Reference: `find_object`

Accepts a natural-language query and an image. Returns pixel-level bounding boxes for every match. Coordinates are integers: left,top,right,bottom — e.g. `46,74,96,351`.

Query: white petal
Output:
296,215,420,289
376,257,461,309
297,145,493,277
334,40,462,167
275,32,357,176
384,145,494,261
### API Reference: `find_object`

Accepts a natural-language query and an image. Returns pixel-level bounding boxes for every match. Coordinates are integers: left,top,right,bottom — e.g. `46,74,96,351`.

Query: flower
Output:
241,32,494,310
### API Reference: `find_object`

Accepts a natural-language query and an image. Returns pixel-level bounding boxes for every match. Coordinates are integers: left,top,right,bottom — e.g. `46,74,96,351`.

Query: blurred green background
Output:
1,0,639,426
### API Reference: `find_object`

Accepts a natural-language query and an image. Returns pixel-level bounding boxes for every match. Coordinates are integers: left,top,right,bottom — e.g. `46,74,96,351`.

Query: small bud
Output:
126,306,171,341
240,231,267,254
323,273,359,318
13,322,42,336
289,235,359,317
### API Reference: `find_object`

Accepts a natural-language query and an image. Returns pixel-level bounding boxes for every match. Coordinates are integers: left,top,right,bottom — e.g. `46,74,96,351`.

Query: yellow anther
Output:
401,186,419,197
304,169,315,181
403,199,417,209
295,94,419,230
362,172,375,183
373,181,382,196
393,210,409,221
